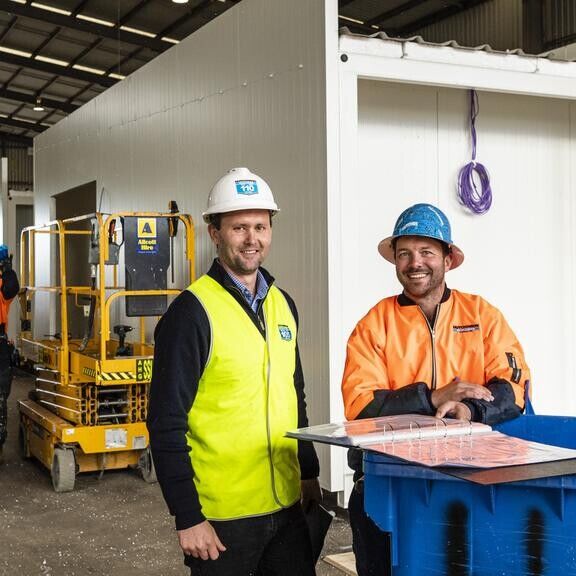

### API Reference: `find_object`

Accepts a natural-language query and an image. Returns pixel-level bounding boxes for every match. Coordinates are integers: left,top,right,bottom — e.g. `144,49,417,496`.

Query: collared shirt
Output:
224,266,269,313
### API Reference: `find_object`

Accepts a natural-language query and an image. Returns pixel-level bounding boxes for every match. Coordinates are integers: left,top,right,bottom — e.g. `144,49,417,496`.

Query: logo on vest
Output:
278,325,292,341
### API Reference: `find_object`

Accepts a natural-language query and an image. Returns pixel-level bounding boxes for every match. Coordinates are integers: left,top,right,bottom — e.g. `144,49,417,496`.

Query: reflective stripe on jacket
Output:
187,275,301,520
342,289,530,421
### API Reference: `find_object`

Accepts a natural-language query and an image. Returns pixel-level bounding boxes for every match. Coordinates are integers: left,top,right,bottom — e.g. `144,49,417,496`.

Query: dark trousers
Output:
0,392,6,446
187,503,315,576
348,479,392,576
0,338,13,447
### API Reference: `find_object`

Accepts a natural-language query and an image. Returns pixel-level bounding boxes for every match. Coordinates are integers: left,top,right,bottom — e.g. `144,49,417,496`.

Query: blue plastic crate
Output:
363,415,576,576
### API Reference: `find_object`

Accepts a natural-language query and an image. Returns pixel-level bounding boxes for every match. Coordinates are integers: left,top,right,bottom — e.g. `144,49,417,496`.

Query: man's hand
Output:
177,520,226,561
431,379,493,408
301,478,322,512
435,400,472,420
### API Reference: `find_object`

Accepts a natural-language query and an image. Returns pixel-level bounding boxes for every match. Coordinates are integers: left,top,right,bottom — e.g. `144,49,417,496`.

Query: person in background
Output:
0,244,20,463
148,167,321,576
341,203,530,576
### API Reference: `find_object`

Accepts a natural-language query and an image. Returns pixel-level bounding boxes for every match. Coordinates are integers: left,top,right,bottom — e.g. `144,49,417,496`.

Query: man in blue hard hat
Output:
341,203,531,575
0,244,20,463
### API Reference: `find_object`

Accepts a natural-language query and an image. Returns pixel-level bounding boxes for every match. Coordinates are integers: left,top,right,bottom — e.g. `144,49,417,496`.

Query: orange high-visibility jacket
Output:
342,288,530,422
0,273,17,330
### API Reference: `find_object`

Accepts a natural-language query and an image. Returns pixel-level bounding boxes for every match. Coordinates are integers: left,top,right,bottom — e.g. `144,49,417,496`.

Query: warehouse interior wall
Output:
344,79,576,418
33,0,333,482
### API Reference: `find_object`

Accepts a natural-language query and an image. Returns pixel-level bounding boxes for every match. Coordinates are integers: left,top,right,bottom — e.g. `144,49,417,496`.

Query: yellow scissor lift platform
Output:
18,210,194,492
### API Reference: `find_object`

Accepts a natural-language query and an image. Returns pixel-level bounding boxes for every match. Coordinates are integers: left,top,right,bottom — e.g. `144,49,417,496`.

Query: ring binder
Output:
287,414,576,471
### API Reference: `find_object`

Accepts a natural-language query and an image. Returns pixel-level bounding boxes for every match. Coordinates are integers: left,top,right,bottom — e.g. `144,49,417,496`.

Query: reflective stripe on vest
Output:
187,275,301,520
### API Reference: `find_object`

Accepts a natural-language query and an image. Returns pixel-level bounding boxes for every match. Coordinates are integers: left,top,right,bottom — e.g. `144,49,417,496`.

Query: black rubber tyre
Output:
18,422,30,459
138,447,157,484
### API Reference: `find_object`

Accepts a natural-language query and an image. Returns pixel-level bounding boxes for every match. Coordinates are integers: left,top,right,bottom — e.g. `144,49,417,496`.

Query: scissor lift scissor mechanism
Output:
17,210,194,492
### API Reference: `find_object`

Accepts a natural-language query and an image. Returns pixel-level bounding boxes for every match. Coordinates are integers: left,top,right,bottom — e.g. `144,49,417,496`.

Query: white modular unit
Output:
328,33,576,494
34,0,576,498
334,35,576,423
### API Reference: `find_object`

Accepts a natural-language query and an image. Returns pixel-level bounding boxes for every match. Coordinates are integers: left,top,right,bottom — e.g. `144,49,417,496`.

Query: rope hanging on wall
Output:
457,90,492,215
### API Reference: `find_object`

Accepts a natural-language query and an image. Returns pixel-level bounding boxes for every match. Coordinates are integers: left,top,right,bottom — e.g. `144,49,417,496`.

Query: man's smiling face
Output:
209,209,272,278
394,236,452,301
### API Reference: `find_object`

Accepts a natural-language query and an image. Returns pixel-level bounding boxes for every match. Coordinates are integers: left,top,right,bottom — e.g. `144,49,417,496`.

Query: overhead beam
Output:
0,117,47,133
0,0,168,52
159,0,212,38
523,0,544,53
367,0,430,27
392,0,490,36
0,52,117,87
0,131,33,146
544,31,576,51
0,14,17,43
0,88,79,113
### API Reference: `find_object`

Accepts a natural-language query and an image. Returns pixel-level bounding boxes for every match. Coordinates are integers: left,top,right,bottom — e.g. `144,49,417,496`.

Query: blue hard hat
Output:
0,245,8,261
378,203,464,269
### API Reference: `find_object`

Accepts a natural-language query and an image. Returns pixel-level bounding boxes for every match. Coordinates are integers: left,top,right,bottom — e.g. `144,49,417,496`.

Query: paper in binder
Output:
287,414,576,471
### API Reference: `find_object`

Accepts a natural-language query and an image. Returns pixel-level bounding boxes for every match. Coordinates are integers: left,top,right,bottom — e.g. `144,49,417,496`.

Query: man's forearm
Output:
356,382,435,419
462,379,522,425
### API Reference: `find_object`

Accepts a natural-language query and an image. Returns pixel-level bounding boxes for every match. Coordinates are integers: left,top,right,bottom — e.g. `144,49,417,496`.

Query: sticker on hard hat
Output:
235,180,258,196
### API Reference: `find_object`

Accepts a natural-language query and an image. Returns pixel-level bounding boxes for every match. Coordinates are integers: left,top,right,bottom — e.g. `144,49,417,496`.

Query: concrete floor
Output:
0,375,353,576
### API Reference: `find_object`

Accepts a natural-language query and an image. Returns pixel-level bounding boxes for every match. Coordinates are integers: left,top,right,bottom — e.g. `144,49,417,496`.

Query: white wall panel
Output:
350,79,576,417
34,0,333,482
415,0,523,51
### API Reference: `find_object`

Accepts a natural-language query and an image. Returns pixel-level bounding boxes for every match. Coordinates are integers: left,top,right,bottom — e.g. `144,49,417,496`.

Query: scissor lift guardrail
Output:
17,211,194,492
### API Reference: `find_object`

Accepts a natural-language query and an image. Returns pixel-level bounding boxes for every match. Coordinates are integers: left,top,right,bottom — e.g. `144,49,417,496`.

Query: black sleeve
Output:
146,291,210,530
356,382,436,419
1,269,19,300
280,289,320,480
462,378,522,426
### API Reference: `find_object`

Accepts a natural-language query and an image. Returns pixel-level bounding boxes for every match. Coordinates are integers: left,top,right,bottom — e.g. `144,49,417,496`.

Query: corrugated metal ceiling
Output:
0,0,574,147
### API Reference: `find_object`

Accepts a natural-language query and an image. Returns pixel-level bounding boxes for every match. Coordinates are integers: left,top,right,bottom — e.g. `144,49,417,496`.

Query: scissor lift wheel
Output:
138,447,157,483
18,423,30,459
51,447,76,493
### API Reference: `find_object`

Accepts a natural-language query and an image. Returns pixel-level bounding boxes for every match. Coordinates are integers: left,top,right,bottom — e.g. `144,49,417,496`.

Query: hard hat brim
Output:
202,205,279,223
378,234,464,270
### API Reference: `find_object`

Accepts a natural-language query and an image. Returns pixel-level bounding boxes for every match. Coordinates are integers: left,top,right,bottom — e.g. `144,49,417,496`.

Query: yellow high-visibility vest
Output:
187,275,301,520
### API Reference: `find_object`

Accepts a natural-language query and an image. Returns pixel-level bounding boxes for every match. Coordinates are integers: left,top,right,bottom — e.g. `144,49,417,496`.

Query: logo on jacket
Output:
278,325,292,341
453,324,480,333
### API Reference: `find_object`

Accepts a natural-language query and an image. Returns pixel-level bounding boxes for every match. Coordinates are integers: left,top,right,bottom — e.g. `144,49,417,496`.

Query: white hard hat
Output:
202,167,279,223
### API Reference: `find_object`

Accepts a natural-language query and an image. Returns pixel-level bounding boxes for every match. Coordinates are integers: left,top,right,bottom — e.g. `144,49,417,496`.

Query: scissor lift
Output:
17,210,194,492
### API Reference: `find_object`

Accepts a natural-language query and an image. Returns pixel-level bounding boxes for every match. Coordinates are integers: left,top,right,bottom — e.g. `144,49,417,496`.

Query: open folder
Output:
288,414,576,484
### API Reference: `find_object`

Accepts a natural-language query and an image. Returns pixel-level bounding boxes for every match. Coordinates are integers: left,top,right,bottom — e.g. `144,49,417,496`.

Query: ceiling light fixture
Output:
33,98,45,112
171,0,189,4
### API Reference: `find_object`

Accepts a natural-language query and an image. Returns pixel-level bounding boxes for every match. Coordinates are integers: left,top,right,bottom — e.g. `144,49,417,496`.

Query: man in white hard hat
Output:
341,203,531,576
148,168,321,576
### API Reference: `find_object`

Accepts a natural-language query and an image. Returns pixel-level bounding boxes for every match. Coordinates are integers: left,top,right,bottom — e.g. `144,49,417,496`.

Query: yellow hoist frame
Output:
17,211,195,492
